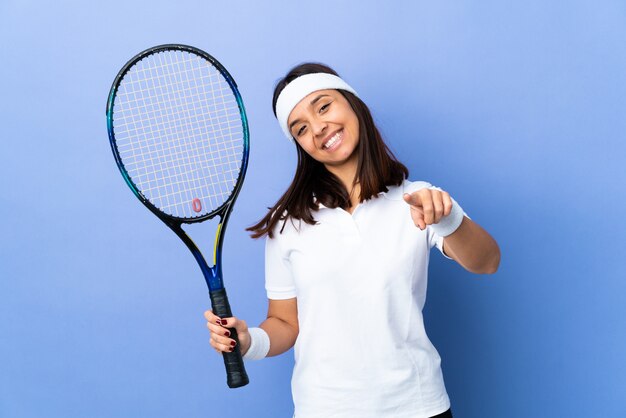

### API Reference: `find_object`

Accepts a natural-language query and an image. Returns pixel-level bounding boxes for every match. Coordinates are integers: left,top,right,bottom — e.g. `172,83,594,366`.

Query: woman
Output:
205,63,500,418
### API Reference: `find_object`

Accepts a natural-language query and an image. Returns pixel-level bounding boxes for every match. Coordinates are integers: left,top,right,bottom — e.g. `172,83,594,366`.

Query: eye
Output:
296,125,307,136
319,102,331,113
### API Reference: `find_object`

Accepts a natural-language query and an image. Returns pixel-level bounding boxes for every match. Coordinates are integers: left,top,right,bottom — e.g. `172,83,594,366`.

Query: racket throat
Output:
172,222,225,291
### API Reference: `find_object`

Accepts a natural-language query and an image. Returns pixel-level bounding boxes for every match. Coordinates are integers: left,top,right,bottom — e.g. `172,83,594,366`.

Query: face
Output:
287,89,360,171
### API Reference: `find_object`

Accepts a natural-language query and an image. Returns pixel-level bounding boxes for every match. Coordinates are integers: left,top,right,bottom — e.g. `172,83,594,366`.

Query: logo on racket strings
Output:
192,198,202,213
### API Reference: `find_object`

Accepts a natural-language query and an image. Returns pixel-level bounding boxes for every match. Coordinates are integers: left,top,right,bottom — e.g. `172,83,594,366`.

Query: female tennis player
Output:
204,63,500,417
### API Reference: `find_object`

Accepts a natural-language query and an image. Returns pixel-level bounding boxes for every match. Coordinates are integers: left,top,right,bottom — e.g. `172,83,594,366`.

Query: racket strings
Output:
125,57,238,209
112,50,244,218
120,51,239,204
133,53,238,211
118,55,211,210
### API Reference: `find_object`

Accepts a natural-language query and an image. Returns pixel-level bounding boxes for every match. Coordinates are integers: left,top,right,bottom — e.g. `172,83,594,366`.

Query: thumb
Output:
231,318,248,334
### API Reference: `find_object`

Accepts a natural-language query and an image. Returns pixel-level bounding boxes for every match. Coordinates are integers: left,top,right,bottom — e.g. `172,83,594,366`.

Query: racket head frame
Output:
106,44,250,225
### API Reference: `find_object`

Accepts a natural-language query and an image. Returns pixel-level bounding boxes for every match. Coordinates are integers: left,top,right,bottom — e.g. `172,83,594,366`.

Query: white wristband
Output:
243,327,270,361
430,196,465,237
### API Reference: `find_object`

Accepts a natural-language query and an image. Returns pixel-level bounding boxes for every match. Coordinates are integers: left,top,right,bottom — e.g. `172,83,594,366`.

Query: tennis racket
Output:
106,44,250,388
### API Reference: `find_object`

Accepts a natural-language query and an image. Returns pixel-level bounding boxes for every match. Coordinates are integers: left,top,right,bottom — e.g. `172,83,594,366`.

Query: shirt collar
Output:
312,182,405,209
381,182,404,201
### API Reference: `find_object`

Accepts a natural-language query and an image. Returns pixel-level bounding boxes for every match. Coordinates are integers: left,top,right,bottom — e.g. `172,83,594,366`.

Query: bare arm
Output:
259,298,299,356
442,216,500,274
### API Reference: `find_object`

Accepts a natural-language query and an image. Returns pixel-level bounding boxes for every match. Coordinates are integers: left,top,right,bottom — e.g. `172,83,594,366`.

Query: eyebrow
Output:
288,94,330,131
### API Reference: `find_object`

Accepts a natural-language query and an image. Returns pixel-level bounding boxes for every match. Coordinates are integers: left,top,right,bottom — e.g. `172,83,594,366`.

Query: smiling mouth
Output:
323,130,343,150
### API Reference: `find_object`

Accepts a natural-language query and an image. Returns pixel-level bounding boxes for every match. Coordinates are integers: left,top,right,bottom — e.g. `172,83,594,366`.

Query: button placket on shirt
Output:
338,205,363,242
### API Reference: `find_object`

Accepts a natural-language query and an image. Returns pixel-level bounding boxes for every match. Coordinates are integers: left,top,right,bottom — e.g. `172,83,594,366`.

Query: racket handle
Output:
209,288,250,388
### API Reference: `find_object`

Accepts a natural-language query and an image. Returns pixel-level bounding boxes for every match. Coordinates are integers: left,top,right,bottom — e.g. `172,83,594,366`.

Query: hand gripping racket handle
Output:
209,288,250,388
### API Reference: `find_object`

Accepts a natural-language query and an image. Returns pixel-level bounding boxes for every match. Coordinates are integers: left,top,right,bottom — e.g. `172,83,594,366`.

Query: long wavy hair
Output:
247,63,408,238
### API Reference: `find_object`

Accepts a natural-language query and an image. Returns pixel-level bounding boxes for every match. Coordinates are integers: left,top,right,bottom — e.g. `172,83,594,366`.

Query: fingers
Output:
204,310,244,354
431,193,444,224
404,189,452,228
402,192,417,205
442,191,452,217
410,205,426,230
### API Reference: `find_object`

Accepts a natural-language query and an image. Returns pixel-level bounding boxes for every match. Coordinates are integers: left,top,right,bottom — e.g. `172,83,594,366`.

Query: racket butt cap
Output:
227,370,250,388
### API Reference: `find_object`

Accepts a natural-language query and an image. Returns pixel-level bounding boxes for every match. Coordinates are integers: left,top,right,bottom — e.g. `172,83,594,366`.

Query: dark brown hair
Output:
247,63,408,238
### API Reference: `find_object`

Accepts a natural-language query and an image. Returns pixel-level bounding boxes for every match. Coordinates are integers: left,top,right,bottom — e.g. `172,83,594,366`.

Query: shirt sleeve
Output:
428,228,454,260
264,233,297,300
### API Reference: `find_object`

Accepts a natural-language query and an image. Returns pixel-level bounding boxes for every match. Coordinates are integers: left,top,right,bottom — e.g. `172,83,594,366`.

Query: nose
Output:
310,116,328,137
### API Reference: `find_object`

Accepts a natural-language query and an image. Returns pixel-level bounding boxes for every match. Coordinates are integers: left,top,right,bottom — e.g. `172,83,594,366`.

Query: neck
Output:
325,157,360,212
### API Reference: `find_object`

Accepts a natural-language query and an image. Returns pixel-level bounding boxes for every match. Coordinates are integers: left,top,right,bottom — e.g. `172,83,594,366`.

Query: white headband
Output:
275,73,358,140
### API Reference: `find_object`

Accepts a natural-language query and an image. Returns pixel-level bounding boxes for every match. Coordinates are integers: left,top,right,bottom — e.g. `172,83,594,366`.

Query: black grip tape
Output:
210,288,249,388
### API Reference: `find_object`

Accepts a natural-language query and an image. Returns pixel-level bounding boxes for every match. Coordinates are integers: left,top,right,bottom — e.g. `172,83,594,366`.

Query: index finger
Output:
403,192,422,207
204,309,221,323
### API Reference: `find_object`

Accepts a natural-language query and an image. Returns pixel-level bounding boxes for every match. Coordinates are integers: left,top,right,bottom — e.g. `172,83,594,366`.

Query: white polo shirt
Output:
265,180,454,418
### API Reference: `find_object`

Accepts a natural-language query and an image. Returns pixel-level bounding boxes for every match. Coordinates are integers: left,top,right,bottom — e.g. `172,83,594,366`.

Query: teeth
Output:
323,132,342,149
